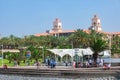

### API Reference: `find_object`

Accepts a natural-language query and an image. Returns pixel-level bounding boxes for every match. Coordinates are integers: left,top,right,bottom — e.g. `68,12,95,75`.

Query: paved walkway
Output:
0,65,120,79
1,65,72,70
0,65,120,70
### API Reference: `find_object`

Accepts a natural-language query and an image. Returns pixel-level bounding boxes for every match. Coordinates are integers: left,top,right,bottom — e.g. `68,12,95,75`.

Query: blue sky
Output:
0,0,120,37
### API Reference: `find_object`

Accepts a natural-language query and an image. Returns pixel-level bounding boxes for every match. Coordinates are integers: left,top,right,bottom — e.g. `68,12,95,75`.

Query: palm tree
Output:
0,37,10,45
90,39,107,63
89,30,108,64
27,45,40,59
69,29,88,48
57,36,69,49
45,36,64,48
111,35,120,55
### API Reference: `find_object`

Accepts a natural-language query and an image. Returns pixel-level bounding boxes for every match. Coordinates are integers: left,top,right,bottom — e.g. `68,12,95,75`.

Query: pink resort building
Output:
34,15,120,37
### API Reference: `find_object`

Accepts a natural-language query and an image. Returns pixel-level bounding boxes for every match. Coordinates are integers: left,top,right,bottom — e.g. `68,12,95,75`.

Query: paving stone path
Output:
0,66,120,80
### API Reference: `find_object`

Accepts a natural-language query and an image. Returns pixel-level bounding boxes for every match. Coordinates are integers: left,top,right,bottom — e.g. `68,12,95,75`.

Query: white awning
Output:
83,47,93,55
0,49,20,53
48,47,94,58
99,50,111,57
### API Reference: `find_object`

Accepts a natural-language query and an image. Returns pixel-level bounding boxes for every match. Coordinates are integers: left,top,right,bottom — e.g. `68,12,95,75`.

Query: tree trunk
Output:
93,52,98,66
9,60,11,63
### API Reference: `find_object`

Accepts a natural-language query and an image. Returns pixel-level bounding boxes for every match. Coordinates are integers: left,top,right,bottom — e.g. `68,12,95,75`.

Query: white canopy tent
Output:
99,50,111,57
1,49,20,53
48,47,94,58
48,49,72,58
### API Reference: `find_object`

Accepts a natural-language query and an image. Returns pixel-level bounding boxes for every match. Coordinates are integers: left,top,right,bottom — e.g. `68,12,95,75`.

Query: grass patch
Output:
0,59,36,66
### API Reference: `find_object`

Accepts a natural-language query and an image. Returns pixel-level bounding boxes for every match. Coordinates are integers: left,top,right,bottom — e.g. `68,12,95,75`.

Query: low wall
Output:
112,63,120,66
0,67,120,79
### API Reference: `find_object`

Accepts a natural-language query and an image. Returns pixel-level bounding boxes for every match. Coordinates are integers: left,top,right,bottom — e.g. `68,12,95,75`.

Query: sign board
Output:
26,50,31,58
0,55,2,59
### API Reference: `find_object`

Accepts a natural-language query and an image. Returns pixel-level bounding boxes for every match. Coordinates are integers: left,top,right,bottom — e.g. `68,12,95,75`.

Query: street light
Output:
39,46,44,63
1,45,3,66
42,47,44,63
71,41,74,63
109,35,112,65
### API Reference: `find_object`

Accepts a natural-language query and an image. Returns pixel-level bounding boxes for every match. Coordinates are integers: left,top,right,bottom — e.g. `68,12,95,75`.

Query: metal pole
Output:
82,50,83,64
54,48,56,62
72,41,73,63
42,47,44,63
2,45,3,66
109,35,111,65
71,41,74,67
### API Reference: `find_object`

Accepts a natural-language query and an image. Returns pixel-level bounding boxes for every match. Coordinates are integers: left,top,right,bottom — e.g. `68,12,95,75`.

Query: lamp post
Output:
39,46,44,63
1,45,3,66
82,50,84,64
109,35,112,65
71,41,74,63
42,46,44,63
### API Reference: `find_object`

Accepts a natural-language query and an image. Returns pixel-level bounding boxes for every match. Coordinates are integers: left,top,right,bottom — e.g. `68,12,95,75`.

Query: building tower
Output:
52,18,62,32
89,15,102,31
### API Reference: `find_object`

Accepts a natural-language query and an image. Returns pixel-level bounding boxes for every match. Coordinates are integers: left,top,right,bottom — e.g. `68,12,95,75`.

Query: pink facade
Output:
34,15,120,37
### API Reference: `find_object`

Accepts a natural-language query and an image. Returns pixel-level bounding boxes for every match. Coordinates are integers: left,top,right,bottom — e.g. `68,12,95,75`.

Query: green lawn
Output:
0,59,35,66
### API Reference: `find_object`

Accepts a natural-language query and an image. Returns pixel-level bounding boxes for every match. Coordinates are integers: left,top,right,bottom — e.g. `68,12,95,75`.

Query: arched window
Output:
94,22,96,26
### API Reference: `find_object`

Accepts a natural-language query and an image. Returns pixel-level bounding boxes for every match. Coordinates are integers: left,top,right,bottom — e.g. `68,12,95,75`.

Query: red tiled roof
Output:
34,29,120,37
101,31,120,35
34,30,76,36
34,33,49,36
60,30,75,33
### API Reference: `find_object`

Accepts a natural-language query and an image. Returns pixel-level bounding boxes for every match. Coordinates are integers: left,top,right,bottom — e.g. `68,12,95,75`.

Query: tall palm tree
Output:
69,29,88,48
90,39,107,63
111,35,120,55
57,36,69,49
45,36,60,48
89,30,108,64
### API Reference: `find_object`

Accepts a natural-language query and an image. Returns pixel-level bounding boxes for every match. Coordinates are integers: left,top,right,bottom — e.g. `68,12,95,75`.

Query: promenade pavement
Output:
0,65,120,70
0,65,120,79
